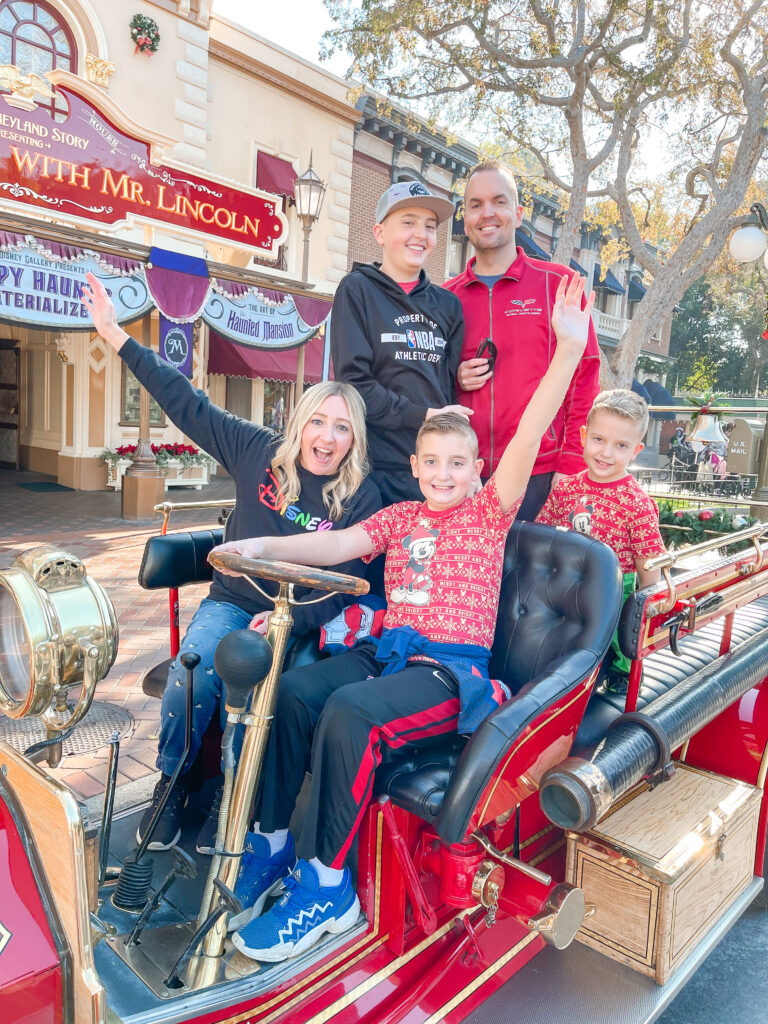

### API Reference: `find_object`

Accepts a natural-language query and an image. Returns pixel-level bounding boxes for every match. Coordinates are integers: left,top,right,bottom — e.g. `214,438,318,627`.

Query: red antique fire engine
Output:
0,510,767,1024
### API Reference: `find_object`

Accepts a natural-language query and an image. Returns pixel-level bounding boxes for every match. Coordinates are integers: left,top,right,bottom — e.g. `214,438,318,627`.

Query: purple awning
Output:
256,152,296,199
211,279,331,328
0,232,144,276
146,246,210,321
208,329,324,383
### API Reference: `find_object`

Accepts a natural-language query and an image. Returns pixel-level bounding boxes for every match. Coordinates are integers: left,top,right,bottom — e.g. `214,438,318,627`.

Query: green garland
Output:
658,501,756,550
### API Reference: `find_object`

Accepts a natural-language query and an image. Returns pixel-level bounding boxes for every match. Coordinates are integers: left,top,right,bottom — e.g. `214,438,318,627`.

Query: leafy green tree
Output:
325,0,768,386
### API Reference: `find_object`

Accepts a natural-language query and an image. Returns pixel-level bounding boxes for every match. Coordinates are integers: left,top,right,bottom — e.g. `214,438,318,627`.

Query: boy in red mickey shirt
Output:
536,388,666,673
214,274,594,965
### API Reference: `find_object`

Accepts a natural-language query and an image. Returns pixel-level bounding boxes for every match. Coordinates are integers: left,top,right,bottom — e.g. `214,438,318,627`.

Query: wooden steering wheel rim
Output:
208,551,370,597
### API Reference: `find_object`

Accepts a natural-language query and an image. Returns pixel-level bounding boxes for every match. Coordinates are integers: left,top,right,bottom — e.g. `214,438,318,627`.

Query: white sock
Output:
310,856,344,887
252,821,289,856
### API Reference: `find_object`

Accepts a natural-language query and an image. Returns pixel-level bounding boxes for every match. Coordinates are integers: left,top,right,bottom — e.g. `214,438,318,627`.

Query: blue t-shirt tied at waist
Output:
363,625,510,734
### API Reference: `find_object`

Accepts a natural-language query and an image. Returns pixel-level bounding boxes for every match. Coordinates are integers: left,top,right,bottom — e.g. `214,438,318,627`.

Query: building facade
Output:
0,0,358,491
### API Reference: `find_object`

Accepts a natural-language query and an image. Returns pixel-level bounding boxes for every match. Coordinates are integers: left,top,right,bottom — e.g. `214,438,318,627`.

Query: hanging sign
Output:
0,73,287,256
0,244,152,329
202,290,318,348
159,315,193,377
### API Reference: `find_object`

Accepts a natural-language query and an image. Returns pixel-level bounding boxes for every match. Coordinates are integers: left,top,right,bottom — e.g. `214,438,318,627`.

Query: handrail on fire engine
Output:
641,523,768,615
153,498,236,534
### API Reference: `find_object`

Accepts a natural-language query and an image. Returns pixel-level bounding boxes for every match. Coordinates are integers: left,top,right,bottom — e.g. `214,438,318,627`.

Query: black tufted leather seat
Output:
574,593,768,750
375,522,623,844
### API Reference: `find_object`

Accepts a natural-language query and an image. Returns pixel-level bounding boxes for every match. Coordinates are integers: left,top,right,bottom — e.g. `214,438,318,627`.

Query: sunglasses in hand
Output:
475,337,498,373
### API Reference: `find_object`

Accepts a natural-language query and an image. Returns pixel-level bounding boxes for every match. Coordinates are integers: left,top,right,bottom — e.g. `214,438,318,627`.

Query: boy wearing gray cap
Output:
330,182,467,503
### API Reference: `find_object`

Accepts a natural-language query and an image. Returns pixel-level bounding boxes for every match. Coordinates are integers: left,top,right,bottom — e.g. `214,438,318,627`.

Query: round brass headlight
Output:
0,546,118,720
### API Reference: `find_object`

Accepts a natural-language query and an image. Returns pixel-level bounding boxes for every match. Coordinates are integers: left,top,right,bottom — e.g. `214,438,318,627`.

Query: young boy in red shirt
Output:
536,388,666,674
215,274,594,964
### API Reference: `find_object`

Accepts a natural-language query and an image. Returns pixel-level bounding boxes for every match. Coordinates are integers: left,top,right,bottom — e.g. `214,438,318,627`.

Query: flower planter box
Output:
105,457,212,491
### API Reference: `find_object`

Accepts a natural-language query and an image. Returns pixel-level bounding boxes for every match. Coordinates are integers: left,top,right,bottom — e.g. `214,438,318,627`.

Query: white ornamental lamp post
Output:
294,153,327,284
729,203,768,515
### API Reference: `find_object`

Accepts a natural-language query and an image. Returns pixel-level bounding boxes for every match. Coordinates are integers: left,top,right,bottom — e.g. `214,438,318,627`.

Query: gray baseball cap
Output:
375,181,455,225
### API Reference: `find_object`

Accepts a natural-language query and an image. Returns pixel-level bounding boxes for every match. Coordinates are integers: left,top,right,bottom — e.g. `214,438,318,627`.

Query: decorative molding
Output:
208,40,360,126
45,69,176,163
0,65,54,111
85,53,115,89
87,335,106,375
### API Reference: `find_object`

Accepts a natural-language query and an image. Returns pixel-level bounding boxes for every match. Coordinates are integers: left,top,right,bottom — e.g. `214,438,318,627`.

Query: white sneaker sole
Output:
231,895,361,962
227,876,285,932
135,826,181,851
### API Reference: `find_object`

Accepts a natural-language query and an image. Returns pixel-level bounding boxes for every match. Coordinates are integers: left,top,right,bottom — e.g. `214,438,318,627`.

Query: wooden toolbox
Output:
566,762,762,984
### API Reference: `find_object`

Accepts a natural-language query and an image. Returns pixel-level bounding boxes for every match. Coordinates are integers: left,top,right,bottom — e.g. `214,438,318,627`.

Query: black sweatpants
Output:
258,645,461,868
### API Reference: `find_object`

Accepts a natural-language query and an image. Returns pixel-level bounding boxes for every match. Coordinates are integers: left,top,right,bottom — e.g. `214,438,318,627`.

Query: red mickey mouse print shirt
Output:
536,470,665,573
359,477,521,649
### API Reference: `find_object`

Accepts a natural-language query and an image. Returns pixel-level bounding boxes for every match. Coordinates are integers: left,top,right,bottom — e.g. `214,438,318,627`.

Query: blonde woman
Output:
82,274,381,854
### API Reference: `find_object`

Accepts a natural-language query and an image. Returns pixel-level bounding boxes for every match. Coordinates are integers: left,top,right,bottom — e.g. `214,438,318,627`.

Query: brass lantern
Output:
0,546,117,738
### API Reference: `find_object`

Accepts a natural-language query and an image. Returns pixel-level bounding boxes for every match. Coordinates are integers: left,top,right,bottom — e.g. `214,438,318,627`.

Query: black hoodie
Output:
330,263,464,471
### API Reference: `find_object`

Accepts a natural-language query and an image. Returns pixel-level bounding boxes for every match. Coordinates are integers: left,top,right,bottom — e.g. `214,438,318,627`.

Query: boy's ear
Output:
410,453,419,479
633,441,645,458
474,458,484,479
372,222,385,247
579,424,587,446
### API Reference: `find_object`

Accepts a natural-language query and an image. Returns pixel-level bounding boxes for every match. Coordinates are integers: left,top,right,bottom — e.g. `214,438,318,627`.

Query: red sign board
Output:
0,84,288,255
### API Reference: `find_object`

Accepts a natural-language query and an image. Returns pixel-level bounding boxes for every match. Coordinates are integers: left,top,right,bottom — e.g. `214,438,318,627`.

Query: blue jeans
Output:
156,598,253,776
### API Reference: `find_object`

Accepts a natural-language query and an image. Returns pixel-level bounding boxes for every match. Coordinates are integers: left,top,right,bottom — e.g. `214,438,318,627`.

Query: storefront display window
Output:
121,365,164,426
0,0,75,121
264,379,291,431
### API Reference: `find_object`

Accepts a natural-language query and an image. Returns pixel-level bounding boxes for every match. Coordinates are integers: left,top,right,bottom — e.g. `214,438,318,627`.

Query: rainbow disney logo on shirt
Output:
258,467,334,532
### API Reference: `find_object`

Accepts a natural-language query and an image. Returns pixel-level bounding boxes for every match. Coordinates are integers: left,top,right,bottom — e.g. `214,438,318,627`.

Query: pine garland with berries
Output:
658,501,756,549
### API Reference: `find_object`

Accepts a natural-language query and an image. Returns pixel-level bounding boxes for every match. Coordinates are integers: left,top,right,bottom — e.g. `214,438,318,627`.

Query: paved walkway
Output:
1,467,235,809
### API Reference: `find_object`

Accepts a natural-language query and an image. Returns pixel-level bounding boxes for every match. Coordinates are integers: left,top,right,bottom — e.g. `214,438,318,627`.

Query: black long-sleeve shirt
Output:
121,338,381,630
329,263,463,471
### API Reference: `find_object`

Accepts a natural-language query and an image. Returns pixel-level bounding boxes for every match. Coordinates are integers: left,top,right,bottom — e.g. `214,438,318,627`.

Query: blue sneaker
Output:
231,859,360,962
227,831,296,932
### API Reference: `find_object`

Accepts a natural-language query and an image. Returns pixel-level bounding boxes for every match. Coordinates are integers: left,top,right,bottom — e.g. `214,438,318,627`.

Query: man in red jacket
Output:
445,160,600,519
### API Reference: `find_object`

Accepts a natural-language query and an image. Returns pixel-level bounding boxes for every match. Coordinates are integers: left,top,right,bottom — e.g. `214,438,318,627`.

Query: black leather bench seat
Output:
574,594,768,750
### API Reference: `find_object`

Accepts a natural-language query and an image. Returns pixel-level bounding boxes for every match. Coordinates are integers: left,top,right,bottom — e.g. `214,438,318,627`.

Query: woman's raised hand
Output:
81,272,130,351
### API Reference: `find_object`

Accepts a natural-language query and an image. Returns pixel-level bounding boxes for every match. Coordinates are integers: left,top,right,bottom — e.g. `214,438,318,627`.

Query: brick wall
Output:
347,151,450,284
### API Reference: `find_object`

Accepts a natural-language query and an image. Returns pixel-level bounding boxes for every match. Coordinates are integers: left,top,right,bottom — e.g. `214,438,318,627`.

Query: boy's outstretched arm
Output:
213,524,374,575
495,274,595,512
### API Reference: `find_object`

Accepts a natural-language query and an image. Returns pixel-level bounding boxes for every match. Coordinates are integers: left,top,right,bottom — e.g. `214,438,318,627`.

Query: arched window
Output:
0,1,76,120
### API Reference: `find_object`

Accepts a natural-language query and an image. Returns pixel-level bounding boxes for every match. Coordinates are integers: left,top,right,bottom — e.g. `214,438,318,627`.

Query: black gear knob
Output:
214,629,273,713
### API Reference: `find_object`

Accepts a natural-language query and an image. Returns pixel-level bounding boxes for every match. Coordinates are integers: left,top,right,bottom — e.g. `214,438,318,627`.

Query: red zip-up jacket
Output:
445,248,600,477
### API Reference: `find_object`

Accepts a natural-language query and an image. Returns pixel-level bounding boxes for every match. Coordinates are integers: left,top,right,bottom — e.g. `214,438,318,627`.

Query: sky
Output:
211,0,350,78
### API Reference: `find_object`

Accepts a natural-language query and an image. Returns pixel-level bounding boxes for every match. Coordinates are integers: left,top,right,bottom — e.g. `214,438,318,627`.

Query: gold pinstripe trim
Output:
519,823,555,851
478,675,595,822
530,838,565,867
756,739,768,790
420,931,540,1024
296,911,471,1024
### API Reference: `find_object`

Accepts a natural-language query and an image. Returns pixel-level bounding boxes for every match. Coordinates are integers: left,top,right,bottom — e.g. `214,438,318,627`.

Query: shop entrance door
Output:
0,340,19,470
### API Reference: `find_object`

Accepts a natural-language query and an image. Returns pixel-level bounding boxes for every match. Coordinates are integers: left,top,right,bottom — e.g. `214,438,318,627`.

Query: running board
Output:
466,876,764,1024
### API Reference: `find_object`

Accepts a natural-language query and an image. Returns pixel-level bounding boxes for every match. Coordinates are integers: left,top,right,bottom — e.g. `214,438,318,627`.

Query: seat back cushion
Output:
139,528,225,591
490,521,623,693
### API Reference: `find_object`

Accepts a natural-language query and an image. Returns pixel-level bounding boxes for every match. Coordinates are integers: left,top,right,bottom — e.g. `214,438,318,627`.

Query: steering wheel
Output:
208,551,370,597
